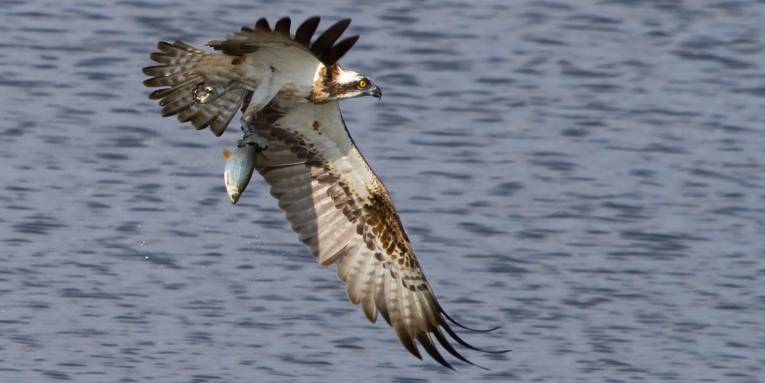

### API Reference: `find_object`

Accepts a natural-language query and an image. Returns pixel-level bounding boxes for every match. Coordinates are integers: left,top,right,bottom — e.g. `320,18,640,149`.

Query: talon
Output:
240,116,256,136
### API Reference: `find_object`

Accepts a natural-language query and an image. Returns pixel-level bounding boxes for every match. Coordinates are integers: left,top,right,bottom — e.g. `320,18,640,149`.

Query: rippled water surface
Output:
2,1,765,382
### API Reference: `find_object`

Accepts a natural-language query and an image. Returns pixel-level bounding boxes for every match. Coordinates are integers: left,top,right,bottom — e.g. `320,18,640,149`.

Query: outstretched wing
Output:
143,41,246,136
208,16,359,67
143,16,359,136
250,101,499,368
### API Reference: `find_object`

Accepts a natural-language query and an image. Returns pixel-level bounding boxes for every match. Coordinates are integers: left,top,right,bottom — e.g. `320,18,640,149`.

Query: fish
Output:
223,141,263,204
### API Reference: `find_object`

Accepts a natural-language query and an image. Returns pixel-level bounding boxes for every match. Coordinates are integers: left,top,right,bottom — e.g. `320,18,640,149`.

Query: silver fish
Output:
223,141,263,204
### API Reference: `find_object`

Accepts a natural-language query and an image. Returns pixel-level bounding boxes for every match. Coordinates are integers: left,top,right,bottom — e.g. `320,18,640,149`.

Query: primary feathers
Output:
143,16,504,369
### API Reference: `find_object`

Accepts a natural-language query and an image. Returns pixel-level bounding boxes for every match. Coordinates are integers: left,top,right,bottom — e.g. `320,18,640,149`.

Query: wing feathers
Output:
294,16,321,47
360,265,382,322
143,20,501,368
143,41,246,135
249,92,500,370
388,277,422,360
274,17,291,35
255,18,271,32
311,18,351,58
208,16,355,66
417,332,453,369
322,35,359,65
343,247,375,304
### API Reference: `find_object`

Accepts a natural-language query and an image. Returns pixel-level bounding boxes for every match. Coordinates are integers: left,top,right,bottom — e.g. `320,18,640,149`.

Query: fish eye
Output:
358,78,369,89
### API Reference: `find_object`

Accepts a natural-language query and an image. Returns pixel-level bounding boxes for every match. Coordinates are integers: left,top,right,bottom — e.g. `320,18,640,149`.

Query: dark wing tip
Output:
294,16,321,47
310,18,353,62
215,16,356,65
431,327,489,370
442,311,503,333
156,41,172,50
211,124,226,136
274,17,291,35
440,317,511,354
142,65,160,76
322,35,359,66
255,18,271,32
416,332,454,370
148,88,170,99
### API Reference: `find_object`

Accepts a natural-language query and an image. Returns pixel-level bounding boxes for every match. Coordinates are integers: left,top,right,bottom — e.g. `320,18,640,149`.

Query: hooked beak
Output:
368,85,382,100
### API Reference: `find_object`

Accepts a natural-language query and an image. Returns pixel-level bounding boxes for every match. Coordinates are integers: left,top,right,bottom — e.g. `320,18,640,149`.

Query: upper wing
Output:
207,16,359,67
143,16,360,136
251,101,500,368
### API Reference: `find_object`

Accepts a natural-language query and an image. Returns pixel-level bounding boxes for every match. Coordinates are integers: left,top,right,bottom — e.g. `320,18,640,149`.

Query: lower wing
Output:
250,101,506,368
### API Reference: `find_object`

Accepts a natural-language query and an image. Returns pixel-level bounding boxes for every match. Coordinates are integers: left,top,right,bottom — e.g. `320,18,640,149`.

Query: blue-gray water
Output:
2,1,764,382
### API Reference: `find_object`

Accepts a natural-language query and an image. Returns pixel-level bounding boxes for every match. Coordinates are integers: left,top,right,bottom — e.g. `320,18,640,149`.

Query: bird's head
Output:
311,65,381,103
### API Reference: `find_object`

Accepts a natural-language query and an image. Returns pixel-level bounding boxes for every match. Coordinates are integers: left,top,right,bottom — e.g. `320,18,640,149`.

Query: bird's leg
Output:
236,67,280,155
238,120,268,151
241,67,280,123
239,115,256,137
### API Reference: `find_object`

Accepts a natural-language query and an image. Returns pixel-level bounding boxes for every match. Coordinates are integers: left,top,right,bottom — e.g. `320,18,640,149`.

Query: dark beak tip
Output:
371,86,382,100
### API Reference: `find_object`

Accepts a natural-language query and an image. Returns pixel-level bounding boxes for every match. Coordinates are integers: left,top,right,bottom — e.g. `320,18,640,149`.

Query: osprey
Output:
143,16,505,368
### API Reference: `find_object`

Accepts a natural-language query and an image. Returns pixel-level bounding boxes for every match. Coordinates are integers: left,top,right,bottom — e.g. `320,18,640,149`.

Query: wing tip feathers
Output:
220,16,357,66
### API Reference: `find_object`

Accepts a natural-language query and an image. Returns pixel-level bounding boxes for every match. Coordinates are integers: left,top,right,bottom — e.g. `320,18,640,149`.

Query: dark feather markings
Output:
142,65,165,77
322,35,359,66
439,315,511,355
432,327,488,370
154,83,197,105
310,18,351,59
442,310,502,333
294,16,320,47
189,110,216,131
274,17,291,35
394,324,422,361
255,18,271,32
417,332,454,370
149,87,173,100
246,104,508,369
207,16,355,66
389,297,498,368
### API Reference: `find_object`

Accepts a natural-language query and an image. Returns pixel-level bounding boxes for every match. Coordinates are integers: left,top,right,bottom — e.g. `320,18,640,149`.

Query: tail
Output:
143,41,245,136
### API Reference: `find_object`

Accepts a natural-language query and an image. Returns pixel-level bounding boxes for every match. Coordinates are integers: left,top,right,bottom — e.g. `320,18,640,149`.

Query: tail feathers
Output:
143,41,245,136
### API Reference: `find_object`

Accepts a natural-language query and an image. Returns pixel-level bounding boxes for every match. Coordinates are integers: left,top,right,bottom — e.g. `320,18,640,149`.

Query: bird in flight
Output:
143,16,505,368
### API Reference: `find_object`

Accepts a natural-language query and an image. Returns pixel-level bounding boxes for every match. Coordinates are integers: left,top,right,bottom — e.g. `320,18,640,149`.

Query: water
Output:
2,1,764,382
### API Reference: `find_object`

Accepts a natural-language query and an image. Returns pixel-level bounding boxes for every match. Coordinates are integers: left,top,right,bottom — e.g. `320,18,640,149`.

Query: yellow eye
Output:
358,79,368,88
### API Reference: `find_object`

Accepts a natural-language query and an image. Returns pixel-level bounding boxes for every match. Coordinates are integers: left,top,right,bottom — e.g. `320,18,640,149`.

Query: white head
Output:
311,65,381,103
